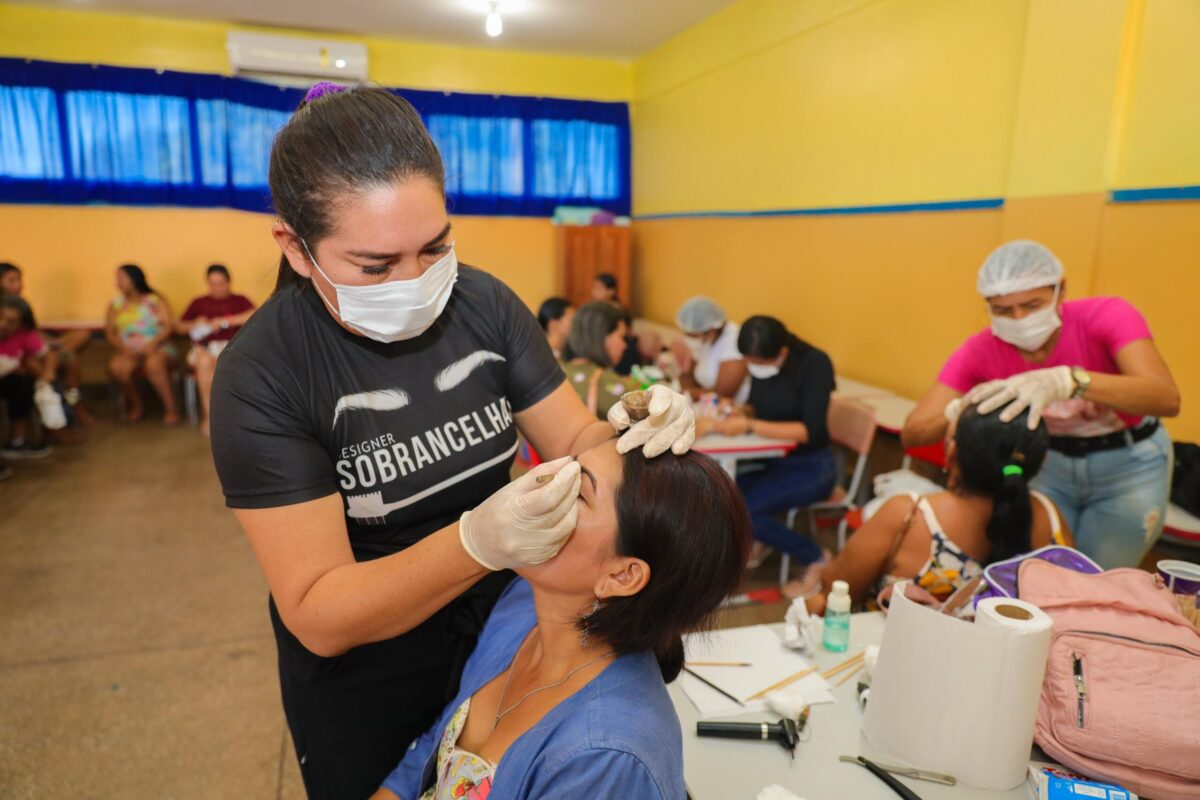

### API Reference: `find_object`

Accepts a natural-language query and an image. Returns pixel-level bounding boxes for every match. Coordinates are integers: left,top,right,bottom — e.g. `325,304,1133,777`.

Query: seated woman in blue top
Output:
374,439,751,800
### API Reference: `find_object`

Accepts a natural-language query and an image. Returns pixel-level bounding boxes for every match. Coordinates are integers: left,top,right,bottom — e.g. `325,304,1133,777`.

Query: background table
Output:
670,613,1030,800
695,433,795,477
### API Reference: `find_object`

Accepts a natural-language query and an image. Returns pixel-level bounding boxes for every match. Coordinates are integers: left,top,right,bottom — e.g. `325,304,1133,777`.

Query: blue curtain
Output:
428,114,524,198
64,91,193,185
0,57,631,216
0,86,64,180
532,120,619,200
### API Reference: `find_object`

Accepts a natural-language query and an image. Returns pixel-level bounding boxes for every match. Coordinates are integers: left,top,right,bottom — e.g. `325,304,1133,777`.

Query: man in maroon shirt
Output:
177,265,255,436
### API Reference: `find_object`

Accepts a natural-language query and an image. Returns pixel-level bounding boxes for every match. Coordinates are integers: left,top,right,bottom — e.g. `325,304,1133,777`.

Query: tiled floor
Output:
0,398,785,799
0,393,1182,798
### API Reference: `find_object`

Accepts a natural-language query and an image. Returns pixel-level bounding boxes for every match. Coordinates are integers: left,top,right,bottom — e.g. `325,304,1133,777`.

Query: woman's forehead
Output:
577,441,623,485
327,179,448,254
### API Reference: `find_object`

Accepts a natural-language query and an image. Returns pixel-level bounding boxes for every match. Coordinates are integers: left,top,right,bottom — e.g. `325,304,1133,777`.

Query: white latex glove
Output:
607,383,696,458
973,366,1074,429
458,456,582,571
943,396,965,425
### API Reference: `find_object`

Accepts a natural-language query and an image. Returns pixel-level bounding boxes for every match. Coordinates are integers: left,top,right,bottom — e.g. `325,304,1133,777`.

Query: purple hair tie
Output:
303,81,346,104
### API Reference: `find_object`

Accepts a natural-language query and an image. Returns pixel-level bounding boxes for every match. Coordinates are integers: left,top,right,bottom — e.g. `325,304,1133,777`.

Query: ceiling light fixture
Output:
485,3,503,37
334,58,347,69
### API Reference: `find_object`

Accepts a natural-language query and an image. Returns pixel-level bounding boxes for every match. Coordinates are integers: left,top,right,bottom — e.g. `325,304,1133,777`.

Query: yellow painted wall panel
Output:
1000,194,1107,295
1093,201,1200,441
0,3,631,101
633,0,1029,215
1115,0,1200,189
1004,0,1127,197
0,206,558,325
633,0,875,103
633,208,1005,401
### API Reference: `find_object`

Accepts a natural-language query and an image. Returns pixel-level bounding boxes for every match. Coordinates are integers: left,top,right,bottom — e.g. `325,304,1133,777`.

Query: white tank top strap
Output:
914,495,946,539
1030,490,1064,544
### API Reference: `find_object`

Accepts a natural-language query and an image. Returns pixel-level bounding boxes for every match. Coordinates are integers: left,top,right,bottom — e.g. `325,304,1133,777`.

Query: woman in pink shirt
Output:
902,241,1180,569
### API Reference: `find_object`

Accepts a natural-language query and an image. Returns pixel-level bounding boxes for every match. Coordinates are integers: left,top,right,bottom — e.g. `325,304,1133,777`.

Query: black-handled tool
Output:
696,719,799,759
853,756,923,800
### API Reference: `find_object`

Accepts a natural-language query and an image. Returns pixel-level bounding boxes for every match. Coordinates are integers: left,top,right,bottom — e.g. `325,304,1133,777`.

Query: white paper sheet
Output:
679,625,833,718
862,582,1053,790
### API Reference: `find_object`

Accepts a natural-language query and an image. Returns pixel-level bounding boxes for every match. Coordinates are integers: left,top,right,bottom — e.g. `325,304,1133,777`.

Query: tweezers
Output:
839,756,956,786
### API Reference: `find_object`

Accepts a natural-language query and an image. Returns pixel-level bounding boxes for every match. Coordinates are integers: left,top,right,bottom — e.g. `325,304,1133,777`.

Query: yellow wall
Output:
631,0,1200,441
0,3,630,100
0,2,629,324
0,206,558,325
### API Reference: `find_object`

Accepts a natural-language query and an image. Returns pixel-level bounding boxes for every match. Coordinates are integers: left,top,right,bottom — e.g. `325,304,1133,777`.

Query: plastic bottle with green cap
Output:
823,580,851,652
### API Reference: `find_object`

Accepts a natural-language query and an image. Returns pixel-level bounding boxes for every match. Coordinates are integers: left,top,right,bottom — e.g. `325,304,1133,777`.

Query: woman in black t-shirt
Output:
209,84,696,799
696,315,836,598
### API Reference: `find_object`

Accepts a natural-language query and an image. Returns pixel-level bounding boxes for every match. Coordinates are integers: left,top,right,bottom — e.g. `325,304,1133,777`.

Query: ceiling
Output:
33,0,738,59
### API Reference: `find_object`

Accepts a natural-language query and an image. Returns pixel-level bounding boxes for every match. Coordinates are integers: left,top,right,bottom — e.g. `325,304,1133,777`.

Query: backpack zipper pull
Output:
1072,654,1087,727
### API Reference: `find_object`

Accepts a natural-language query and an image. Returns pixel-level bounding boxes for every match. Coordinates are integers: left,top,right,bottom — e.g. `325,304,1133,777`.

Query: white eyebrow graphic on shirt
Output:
332,389,410,429
434,350,506,392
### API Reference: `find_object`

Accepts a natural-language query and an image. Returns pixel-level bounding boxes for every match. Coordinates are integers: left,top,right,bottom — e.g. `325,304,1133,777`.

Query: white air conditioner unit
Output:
227,31,368,82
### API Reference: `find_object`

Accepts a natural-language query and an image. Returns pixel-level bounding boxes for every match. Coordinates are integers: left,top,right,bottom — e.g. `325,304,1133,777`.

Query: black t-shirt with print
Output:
747,335,836,452
210,265,564,562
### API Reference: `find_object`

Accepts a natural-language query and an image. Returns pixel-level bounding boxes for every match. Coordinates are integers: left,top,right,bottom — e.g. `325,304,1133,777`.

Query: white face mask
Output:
747,360,781,380
989,284,1061,352
302,240,458,343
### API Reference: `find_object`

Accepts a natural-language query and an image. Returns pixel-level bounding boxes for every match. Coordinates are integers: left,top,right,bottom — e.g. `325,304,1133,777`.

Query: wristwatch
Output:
1070,366,1092,399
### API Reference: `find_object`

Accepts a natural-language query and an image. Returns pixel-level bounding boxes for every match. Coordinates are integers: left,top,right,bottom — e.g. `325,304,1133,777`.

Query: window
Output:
532,120,619,200
0,86,64,180
0,57,630,216
64,91,192,185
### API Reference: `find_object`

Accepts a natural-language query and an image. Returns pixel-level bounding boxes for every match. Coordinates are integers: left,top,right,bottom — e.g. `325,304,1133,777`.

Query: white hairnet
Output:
676,296,726,334
976,240,1064,297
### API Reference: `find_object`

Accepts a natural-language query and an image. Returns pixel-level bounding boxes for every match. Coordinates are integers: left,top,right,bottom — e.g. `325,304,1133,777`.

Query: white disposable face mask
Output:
747,360,782,380
989,284,1061,352
302,240,458,343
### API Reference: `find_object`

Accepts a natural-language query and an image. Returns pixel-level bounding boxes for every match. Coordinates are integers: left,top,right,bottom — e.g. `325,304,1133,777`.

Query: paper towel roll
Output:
862,582,1053,790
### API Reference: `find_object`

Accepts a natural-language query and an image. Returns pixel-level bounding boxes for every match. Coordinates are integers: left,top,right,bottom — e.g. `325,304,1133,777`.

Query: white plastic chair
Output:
779,396,877,588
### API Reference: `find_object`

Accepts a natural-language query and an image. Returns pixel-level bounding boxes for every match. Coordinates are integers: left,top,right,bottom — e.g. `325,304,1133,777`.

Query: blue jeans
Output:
736,448,837,564
1032,425,1173,569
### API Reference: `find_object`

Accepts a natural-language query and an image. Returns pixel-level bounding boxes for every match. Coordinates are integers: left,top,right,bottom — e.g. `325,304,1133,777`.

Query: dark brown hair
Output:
563,301,624,367
582,450,752,682
955,403,1050,564
268,86,446,292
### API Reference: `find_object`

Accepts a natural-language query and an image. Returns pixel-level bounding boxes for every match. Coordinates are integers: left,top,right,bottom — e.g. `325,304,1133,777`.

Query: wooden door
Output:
559,225,632,307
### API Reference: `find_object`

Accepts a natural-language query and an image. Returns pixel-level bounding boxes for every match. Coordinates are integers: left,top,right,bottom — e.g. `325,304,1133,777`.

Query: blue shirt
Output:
382,579,686,799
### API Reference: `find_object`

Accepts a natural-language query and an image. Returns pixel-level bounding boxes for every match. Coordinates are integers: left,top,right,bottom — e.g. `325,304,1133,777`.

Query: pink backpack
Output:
1019,560,1200,800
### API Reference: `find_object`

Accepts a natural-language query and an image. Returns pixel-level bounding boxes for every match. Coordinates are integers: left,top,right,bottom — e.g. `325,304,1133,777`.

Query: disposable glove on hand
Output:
607,383,696,458
972,366,1074,429
459,456,582,571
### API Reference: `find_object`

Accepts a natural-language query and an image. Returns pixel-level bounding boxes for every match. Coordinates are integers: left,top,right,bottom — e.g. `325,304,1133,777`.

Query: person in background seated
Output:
697,315,836,598
589,273,656,376
0,262,96,426
105,264,179,426
902,241,1178,569
177,264,256,436
0,296,54,461
374,440,750,800
807,403,1073,615
536,297,574,360
673,296,749,405
590,273,619,304
561,302,642,420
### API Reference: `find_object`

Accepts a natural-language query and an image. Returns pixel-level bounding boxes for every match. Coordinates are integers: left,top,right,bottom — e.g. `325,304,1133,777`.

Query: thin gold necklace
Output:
493,626,613,731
